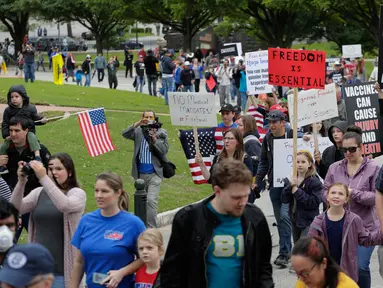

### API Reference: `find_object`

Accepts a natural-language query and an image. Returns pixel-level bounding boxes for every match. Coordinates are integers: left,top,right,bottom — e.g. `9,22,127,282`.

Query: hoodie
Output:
323,157,380,232
308,210,383,282
316,120,347,179
295,272,358,288
2,85,44,138
243,131,261,160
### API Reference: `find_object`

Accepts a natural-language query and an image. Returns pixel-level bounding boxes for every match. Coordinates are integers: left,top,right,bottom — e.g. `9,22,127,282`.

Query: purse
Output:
151,144,176,179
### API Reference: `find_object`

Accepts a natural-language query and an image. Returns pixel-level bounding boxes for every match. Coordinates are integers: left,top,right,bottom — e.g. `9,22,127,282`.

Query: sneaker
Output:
35,156,43,163
0,166,9,174
275,255,290,268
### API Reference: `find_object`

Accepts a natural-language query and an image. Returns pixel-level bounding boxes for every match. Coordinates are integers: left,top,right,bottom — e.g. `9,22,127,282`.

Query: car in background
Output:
119,41,144,50
34,36,88,51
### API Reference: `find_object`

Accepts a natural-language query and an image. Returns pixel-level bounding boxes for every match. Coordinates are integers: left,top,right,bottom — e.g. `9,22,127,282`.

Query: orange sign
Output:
268,48,326,89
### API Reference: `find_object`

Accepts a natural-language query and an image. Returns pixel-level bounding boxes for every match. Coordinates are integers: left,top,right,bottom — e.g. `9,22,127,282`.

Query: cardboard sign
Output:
326,58,340,74
273,137,333,187
168,92,217,127
219,44,239,57
245,50,273,95
288,83,338,128
343,82,382,157
268,48,326,89
224,42,243,56
342,44,362,58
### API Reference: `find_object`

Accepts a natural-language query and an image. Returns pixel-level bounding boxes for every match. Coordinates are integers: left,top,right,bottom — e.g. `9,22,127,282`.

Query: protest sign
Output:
288,83,338,128
268,48,326,90
245,50,273,95
219,44,239,58
224,42,243,56
273,137,333,187
168,92,217,127
326,58,340,74
342,44,362,58
343,82,382,157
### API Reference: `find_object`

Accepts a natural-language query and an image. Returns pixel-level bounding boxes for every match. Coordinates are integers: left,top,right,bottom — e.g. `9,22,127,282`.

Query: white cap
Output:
86,54,91,58
184,61,190,66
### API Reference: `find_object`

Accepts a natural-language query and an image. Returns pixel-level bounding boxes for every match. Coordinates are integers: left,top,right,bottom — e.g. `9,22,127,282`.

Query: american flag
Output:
180,128,221,184
246,105,267,143
78,108,116,157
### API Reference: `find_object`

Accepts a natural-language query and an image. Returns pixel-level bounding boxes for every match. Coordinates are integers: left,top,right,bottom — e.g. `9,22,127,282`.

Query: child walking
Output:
15,53,24,77
308,183,383,283
0,85,47,173
75,65,83,86
282,150,323,242
135,229,163,287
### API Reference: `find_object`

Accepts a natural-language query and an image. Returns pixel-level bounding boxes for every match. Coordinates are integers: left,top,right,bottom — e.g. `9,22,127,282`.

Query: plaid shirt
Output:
376,166,383,193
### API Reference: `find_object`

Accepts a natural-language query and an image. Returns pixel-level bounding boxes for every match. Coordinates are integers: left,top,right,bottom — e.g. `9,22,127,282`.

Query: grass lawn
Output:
0,78,211,214
0,79,170,114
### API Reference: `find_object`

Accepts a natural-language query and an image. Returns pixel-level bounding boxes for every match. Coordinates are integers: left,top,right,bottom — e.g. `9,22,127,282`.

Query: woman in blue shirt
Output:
70,172,146,288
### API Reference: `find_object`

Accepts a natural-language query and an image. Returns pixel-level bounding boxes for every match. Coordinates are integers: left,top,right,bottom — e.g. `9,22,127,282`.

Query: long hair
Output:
356,59,364,74
96,172,129,211
292,236,341,288
239,115,258,134
219,128,244,161
296,150,316,178
49,153,80,190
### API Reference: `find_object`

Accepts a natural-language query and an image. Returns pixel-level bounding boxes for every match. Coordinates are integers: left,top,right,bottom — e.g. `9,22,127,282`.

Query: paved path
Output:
158,193,382,287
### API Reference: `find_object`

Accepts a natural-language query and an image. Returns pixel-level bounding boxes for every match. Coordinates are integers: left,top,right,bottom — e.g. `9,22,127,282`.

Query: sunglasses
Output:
340,146,358,153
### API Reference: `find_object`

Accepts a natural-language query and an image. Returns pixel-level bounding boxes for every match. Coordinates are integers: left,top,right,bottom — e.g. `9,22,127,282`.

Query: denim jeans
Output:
84,73,91,86
357,245,375,288
135,76,144,93
269,187,292,257
52,275,65,288
183,85,194,92
24,62,35,83
230,80,236,100
239,91,247,112
97,68,105,82
162,76,175,105
147,74,157,96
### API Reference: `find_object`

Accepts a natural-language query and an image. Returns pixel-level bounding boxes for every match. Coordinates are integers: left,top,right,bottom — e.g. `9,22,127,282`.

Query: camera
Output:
21,163,34,176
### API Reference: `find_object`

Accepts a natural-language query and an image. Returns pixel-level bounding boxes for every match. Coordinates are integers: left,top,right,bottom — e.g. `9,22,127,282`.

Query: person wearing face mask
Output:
322,125,380,288
10,153,86,288
0,200,18,268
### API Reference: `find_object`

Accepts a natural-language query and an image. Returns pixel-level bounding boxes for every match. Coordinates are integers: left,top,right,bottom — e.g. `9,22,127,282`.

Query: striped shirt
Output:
0,177,11,202
138,137,154,174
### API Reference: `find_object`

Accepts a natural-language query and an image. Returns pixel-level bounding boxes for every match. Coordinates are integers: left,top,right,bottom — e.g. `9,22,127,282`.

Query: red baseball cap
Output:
270,104,287,114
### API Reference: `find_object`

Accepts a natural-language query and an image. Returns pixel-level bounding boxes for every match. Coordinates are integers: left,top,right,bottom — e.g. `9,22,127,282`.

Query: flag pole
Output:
34,107,105,123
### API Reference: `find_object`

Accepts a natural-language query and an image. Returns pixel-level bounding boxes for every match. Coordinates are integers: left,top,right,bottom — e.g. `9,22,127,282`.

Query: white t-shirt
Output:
0,55,3,65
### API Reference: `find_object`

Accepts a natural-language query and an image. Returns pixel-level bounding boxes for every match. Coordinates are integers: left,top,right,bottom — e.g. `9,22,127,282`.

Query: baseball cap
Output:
86,54,91,59
270,104,287,113
233,105,242,114
0,243,54,287
266,110,285,121
184,61,190,66
168,49,175,55
219,104,234,113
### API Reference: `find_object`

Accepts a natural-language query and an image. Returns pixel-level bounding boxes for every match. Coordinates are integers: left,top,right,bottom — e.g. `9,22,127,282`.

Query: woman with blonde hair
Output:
282,150,323,242
70,172,145,288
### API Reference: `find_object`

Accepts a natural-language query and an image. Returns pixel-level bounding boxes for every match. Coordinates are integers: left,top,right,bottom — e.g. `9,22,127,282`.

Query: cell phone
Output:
92,272,108,285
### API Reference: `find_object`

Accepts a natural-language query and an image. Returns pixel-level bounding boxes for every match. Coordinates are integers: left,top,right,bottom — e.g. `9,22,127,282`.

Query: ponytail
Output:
119,190,129,211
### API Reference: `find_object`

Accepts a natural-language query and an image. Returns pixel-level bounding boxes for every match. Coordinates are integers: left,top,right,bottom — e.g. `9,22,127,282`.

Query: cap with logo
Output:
219,104,234,113
266,110,286,121
0,243,54,287
168,49,175,55
233,105,242,114
270,104,287,114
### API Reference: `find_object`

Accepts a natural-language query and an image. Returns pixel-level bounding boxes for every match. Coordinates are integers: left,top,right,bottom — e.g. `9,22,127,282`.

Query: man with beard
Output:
159,160,274,288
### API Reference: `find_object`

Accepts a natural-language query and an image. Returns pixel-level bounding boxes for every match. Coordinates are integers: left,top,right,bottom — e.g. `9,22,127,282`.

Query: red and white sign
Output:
268,48,326,90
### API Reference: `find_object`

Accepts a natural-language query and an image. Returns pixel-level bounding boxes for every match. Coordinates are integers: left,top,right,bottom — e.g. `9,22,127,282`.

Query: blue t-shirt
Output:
138,137,155,174
325,212,345,265
206,202,244,288
217,122,238,128
71,210,146,288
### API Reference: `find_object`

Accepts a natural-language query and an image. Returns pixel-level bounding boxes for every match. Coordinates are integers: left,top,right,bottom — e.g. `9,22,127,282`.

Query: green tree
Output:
215,0,325,48
0,0,41,56
131,0,222,51
40,0,134,53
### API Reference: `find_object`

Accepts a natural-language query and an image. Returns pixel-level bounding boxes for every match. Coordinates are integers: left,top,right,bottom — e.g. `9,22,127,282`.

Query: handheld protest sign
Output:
379,4,383,88
168,92,217,156
292,88,298,177
245,50,273,95
268,48,326,90
343,82,383,157
219,44,239,58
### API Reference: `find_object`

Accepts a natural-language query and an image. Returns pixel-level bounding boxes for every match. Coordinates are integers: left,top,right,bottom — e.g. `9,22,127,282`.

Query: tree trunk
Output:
183,33,192,52
95,35,103,54
67,22,73,38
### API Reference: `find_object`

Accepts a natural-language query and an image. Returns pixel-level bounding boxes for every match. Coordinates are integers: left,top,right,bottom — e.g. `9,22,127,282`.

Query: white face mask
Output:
0,225,14,252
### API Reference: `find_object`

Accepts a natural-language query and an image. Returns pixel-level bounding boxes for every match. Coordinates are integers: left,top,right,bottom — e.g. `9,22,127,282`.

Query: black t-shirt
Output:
326,213,345,265
134,61,145,77
329,70,344,84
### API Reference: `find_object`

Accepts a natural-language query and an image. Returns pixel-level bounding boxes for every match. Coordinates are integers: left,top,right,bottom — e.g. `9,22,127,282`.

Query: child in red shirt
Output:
135,229,164,288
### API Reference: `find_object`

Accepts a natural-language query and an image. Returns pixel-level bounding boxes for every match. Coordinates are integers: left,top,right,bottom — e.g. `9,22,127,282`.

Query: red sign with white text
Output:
268,48,326,89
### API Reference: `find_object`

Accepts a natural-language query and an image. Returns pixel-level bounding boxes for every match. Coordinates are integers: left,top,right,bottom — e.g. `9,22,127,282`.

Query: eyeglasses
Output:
289,264,316,278
340,146,358,153
223,137,235,141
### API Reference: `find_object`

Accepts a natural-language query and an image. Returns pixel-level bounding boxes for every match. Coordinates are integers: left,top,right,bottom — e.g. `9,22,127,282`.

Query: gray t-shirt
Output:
192,65,200,79
32,191,64,275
